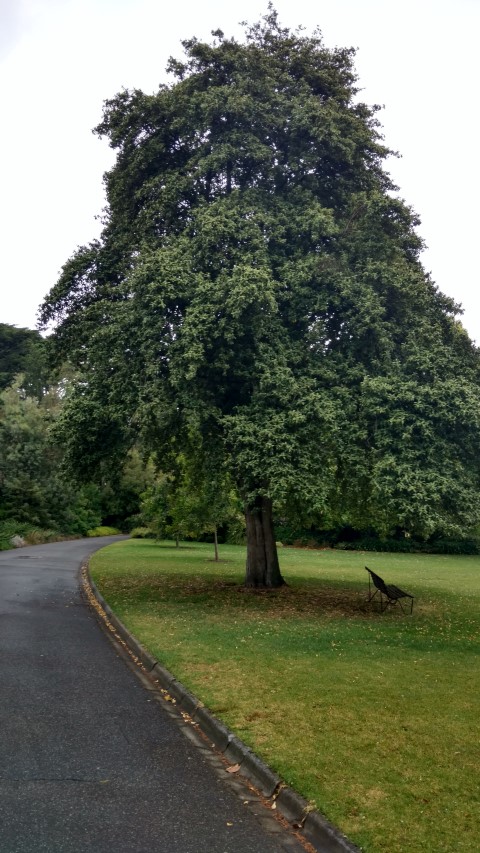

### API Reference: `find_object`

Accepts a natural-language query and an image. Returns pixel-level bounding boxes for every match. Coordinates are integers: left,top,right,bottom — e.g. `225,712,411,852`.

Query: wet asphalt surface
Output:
0,538,303,853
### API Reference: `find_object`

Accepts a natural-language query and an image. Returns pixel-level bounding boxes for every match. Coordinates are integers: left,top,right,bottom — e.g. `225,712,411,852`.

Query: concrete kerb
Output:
84,563,361,853
303,812,361,853
87,576,157,672
153,667,201,715
275,786,310,824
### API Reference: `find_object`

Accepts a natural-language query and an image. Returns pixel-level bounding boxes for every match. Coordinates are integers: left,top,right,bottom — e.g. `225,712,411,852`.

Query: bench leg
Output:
367,588,380,606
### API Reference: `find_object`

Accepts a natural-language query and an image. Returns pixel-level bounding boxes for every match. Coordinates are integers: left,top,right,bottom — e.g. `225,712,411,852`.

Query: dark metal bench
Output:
365,567,414,614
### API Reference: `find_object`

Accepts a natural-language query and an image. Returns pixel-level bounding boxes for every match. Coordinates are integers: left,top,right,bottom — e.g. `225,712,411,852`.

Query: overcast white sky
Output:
1,0,479,341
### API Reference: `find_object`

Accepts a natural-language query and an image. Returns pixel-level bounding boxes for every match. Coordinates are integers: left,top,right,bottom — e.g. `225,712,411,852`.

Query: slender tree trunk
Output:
213,524,219,562
244,496,285,588
175,534,179,548
226,160,232,195
205,167,212,201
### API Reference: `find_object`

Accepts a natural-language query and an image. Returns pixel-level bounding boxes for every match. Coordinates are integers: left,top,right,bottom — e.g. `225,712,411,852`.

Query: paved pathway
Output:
0,538,303,853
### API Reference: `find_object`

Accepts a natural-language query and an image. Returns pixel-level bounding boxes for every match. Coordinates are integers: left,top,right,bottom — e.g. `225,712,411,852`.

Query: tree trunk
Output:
213,525,219,562
226,160,232,195
244,496,285,588
205,167,212,201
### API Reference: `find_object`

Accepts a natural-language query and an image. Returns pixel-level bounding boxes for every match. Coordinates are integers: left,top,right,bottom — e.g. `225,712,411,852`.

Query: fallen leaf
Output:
226,763,241,773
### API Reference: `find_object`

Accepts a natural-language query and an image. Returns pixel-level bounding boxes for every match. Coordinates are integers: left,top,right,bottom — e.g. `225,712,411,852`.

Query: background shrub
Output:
0,520,72,550
129,527,157,539
86,526,121,537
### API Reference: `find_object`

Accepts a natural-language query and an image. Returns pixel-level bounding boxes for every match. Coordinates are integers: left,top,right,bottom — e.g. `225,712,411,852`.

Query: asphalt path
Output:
0,538,303,853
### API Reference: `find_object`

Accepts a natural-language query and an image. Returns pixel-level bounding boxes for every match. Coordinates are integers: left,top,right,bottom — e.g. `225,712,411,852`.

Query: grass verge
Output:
90,540,480,853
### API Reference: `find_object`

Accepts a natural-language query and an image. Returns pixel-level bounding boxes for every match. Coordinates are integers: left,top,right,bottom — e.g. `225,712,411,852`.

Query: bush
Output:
129,527,157,539
0,519,29,549
0,520,73,550
24,528,63,545
334,535,479,555
86,526,121,537
424,538,479,555
340,537,415,553
274,522,325,547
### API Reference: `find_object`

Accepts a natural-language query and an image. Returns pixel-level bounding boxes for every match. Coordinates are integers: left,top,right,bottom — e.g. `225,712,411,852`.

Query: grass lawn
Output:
90,540,480,853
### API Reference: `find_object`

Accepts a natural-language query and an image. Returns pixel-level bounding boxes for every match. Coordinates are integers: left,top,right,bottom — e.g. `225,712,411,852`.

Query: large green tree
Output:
40,10,480,585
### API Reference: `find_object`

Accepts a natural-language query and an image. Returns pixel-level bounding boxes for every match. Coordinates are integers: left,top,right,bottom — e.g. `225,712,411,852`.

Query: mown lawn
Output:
90,540,480,853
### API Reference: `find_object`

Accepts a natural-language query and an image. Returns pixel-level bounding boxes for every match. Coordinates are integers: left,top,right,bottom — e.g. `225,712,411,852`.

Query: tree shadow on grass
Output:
235,582,372,617
206,558,233,563
167,576,384,618
152,545,197,551
117,570,419,619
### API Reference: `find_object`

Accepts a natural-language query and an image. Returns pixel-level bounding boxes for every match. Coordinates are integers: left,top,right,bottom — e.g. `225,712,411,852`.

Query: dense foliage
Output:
0,325,150,547
40,10,480,584
0,324,49,396
0,376,99,542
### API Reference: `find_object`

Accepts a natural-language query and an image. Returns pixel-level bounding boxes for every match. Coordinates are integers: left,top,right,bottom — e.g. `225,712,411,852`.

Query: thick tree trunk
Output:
244,496,285,588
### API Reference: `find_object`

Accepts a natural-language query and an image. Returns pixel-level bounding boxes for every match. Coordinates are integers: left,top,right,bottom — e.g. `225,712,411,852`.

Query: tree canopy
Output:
40,9,480,586
0,324,48,396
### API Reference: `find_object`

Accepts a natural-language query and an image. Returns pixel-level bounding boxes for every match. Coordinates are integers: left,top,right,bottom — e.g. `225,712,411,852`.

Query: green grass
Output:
90,540,480,853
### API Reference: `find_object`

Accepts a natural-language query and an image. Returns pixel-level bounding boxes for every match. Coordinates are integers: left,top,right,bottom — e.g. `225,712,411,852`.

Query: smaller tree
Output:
140,456,241,558
139,473,174,541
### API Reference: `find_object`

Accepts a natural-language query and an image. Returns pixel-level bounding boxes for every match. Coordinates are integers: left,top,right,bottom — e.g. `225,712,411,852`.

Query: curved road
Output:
0,538,302,853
